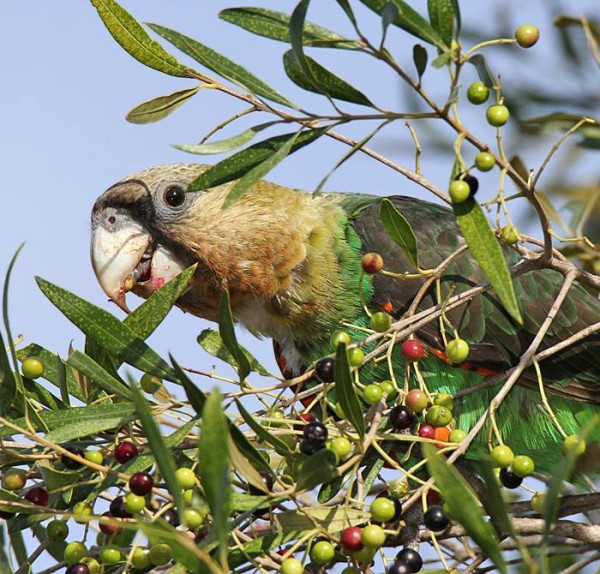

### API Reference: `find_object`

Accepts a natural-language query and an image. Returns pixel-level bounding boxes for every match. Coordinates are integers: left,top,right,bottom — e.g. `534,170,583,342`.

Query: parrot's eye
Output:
163,185,186,208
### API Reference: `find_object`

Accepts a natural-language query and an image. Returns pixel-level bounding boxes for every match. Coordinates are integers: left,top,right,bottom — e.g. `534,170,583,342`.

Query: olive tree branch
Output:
403,270,577,512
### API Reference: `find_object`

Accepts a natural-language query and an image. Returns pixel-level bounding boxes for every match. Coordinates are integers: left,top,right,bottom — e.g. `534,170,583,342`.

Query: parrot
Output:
90,163,600,473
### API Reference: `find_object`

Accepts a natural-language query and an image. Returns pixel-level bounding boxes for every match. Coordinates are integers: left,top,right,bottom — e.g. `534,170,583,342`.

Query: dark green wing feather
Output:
351,196,600,403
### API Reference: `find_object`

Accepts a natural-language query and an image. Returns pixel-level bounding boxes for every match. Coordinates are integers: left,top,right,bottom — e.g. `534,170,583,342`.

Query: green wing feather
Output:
347,196,600,472
351,196,600,402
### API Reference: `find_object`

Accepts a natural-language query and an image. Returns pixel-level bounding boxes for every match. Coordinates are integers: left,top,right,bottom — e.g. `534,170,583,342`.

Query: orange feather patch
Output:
430,347,497,377
379,300,394,314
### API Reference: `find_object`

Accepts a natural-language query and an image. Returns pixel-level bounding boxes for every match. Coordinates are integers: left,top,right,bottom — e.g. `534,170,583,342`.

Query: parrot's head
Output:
91,164,205,314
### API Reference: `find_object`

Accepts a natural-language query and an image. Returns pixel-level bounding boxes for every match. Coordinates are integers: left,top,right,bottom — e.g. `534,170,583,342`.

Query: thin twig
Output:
560,552,600,574
14,541,50,574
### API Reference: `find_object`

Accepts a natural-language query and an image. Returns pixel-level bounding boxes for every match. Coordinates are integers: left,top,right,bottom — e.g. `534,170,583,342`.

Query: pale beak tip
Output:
110,293,131,314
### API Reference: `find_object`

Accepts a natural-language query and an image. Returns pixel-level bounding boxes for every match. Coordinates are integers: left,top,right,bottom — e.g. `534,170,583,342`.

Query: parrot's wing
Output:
352,196,600,403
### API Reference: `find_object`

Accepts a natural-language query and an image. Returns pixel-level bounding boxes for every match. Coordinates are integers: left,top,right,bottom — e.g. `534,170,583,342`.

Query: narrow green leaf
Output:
22,377,66,412
163,418,200,449
359,0,448,50
171,356,206,416
475,453,520,543
126,86,200,124
0,489,21,509
555,14,600,36
381,2,400,43
509,155,530,182
431,50,452,68
45,411,136,444
446,85,460,106
235,399,292,456
522,113,600,136
173,122,276,155
227,433,272,495
199,389,231,570
230,428,272,475
90,0,188,77
83,337,116,379
380,198,419,269
335,0,358,27
198,329,272,376
219,7,356,49
295,448,338,492
467,53,496,88
55,352,69,405
129,382,185,523
66,351,131,399
230,492,271,512
360,457,385,499
539,416,599,571
412,44,428,81
282,51,375,107
450,0,461,38
554,17,585,68
423,444,506,573
289,0,314,91
124,264,196,341
427,0,455,47
218,290,251,381
222,129,300,208
35,277,177,380
0,523,15,569
318,474,347,503
334,343,365,438
452,199,523,324
0,329,16,416
8,529,27,569
188,128,327,192
3,402,136,438
38,460,82,494
148,23,295,108
135,519,217,574
1,245,24,416
275,505,367,534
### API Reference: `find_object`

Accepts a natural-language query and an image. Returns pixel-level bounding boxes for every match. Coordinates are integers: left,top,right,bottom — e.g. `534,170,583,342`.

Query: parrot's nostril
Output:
108,215,116,224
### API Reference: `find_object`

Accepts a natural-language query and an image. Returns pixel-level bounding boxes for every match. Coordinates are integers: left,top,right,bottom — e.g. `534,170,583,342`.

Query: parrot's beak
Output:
90,220,151,313
91,213,190,312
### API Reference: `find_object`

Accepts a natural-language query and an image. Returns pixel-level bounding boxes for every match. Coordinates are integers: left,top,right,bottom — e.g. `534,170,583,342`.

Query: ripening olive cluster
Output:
490,435,586,491
446,24,542,248
280,495,436,574
317,263,473,448
1,360,212,574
